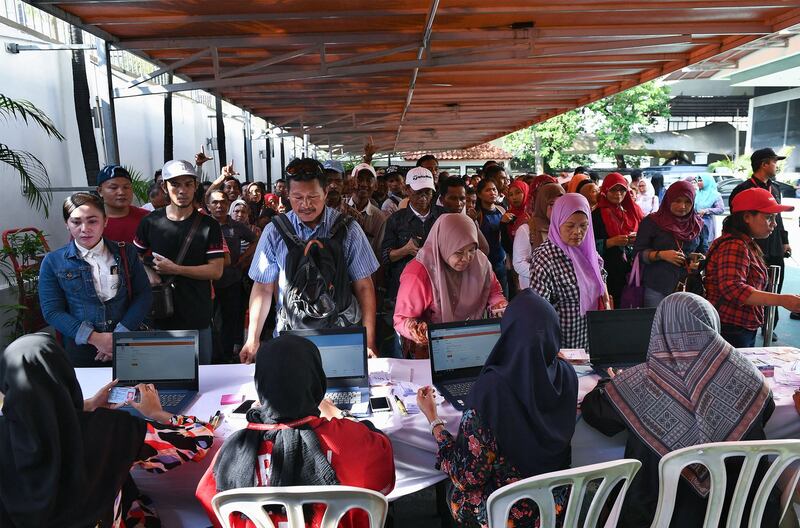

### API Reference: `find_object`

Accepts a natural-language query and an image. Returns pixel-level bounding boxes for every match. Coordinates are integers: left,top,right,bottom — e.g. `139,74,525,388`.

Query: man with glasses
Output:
240,158,379,363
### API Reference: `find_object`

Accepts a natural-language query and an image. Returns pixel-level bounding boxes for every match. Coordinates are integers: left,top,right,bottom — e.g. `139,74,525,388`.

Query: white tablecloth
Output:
75,347,800,527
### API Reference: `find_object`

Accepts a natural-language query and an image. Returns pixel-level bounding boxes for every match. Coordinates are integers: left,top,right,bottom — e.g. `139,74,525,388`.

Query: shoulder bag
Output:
150,214,202,320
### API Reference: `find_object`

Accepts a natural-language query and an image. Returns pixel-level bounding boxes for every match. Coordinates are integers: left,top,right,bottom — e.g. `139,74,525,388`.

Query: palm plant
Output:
0,93,65,217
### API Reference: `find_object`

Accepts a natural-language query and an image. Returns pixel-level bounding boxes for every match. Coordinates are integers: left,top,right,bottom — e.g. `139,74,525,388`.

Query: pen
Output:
394,395,408,416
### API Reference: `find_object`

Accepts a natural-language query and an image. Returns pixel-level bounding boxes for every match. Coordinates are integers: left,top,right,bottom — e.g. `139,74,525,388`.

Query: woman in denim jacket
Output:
39,193,152,367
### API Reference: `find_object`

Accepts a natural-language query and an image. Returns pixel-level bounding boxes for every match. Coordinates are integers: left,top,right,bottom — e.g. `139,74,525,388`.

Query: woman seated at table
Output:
417,290,577,527
530,194,608,350
633,180,706,308
197,336,395,528
394,214,507,359
582,293,778,527
38,192,152,367
0,333,214,528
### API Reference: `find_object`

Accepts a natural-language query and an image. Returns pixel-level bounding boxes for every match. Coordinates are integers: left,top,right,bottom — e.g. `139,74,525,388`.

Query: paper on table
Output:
351,402,370,416
388,363,417,383
560,348,589,363
369,371,391,386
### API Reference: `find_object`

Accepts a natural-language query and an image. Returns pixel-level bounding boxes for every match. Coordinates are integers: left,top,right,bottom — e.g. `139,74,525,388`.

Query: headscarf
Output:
466,290,578,476
603,293,771,496
529,183,565,247
525,174,558,216
694,173,722,211
634,178,658,215
0,334,146,528
648,180,703,242
213,336,339,491
506,179,530,237
228,198,248,218
566,173,589,194
597,172,644,238
548,194,605,315
415,213,494,322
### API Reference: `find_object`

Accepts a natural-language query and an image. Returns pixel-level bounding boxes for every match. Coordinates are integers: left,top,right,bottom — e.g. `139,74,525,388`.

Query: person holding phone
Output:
0,334,214,527
393,214,507,359
38,193,152,367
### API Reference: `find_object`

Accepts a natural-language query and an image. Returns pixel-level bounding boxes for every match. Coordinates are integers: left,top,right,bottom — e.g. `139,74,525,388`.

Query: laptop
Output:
586,308,657,374
112,330,200,416
428,319,502,411
282,327,370,411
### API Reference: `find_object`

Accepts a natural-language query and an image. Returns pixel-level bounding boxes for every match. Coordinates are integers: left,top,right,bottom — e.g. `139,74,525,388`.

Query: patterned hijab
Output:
603,293,771,496
597,172,644,238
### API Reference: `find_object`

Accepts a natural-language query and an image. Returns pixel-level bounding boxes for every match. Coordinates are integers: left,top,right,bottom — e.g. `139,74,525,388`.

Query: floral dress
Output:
435,409,568,527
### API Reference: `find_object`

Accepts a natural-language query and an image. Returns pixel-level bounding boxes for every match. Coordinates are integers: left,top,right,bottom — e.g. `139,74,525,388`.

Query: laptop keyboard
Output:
444,381,473,397
325,391,362,406
160,393,186,408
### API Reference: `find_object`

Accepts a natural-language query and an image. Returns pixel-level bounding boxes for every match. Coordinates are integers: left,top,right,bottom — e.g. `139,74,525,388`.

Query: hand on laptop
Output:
131,383,173,424
319,399,340,420
489,301,508,318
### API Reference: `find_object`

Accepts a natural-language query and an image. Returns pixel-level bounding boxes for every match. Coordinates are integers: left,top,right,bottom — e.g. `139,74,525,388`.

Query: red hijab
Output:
597,172,644,237
649,180,703,241
525,174,558,216
507,179,530,237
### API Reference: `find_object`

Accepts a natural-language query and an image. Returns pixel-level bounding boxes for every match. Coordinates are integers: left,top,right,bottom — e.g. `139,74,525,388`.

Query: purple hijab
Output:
548,193,605,315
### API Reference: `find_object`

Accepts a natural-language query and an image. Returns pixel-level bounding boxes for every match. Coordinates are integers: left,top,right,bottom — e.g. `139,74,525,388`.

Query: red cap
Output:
731,187,794,214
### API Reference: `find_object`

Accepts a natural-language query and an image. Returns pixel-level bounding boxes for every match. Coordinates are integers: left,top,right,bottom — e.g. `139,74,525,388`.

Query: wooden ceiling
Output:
29,1,800,153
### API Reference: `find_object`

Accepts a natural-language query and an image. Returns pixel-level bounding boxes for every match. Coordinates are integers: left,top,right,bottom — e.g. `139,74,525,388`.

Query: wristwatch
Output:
339,409,355,419
430,417,447,435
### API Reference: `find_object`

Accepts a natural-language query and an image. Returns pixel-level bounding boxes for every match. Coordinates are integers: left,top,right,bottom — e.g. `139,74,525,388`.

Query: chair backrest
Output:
650,439,800,528
211,485,388,528
486,459,642,528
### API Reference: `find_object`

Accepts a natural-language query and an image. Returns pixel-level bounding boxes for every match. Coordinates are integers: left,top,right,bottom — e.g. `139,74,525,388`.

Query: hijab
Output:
694,173,722,211
597,172,644,238
0,334,146,528
566,173,589,194
635,178,658,215
525,174,558,217
228,198,248,219
466,290,578,476
529,183,565,247
649,180,703,242
604,293,771,496
548,194,605,315
416,213,494,322
213,337,338,491
506,179,530,237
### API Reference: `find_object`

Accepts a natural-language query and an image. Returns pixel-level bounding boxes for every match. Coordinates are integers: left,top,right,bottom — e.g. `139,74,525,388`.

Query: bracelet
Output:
654,250,659,261
430,417,447,435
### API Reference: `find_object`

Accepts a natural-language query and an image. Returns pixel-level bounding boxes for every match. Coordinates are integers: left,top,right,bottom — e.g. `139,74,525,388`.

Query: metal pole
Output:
95,38,119,164
763,265,781,346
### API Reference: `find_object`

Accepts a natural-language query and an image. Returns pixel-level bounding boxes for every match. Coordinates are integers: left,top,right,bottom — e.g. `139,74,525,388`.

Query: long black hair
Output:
722,210,765,260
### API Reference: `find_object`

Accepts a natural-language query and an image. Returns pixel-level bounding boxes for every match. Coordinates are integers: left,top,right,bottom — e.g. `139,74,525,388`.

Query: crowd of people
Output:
2,146,800,527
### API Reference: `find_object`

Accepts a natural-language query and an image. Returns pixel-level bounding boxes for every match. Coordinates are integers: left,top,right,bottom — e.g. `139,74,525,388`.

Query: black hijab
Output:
213,336,339,491
466,290,579,476
0,334,146,528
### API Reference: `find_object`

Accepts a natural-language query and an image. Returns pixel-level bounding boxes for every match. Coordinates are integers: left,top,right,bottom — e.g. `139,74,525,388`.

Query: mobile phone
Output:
232,399,256,414
369,396,392,413
108,386,139,405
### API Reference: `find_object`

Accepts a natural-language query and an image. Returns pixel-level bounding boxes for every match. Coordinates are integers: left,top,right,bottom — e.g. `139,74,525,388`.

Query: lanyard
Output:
246,416,316,431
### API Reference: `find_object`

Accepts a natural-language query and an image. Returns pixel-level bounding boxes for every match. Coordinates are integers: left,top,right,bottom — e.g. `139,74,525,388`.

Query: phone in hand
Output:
369,396,392,413
108,386,140,405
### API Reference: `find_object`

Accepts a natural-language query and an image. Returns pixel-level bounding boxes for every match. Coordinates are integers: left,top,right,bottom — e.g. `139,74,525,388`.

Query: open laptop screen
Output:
114,332,198,384
429,321,501,376
298,332,366,380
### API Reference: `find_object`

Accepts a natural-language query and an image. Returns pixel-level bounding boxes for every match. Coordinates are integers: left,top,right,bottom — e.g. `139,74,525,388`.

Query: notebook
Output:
428,319,502,411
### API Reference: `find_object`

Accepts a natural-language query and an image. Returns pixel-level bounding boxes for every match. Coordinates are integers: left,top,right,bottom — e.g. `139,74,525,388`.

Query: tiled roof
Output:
403,143,512,161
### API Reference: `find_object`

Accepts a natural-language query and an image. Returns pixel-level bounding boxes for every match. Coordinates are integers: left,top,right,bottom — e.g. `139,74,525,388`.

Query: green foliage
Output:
505,112,591,172
0,94,65,217
708,146,795,180
124,165,151,205
0,231,49,340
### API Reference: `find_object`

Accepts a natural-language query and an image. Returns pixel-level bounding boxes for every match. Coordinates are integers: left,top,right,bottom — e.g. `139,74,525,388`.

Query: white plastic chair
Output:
486,459,642,528
211,485,389,528
650,439,800,528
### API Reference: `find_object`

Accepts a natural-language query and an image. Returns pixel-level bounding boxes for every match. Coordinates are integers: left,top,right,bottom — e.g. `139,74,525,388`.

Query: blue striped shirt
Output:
249,206,379,315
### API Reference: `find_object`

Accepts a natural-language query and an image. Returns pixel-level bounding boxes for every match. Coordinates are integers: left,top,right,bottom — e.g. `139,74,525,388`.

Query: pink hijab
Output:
548,193,605,315
416,213,494,322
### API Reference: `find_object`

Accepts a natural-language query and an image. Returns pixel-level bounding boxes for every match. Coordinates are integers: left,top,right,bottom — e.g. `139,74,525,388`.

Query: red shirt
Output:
196,416,395,528
705,233,767,330
104,206,149,243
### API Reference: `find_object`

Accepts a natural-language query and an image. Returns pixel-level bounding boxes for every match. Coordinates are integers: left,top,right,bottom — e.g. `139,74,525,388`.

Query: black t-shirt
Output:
217,217,257,288
134,209,224,330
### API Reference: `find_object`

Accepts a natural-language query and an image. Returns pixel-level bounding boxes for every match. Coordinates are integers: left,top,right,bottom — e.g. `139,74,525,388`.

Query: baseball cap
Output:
161,160,197,181
322,159,344,174
731,187,794,214
97,165,131,186
405,166,435,191
351,162,377,179
751,148,786,167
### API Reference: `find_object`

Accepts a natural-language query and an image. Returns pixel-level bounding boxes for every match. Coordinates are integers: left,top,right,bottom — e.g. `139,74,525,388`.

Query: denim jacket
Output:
39,238,152,345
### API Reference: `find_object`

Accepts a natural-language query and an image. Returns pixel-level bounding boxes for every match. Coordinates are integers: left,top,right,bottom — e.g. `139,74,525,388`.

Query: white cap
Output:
405,166,435,191
162,160,197,181
350,162,377,179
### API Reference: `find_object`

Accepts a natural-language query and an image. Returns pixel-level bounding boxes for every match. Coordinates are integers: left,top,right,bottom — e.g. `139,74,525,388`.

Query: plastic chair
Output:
650,439,800,528
486,459,642,528
211,485,389,528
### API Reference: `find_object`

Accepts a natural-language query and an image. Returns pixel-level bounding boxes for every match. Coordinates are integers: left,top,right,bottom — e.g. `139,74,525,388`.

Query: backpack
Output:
272,213,361,330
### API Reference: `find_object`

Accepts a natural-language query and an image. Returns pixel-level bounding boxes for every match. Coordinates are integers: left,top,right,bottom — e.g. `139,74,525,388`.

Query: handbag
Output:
619,257,645,309
150,214,202,320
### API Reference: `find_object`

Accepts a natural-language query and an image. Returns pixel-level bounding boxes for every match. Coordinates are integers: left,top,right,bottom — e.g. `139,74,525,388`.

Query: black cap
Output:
751,148,786,167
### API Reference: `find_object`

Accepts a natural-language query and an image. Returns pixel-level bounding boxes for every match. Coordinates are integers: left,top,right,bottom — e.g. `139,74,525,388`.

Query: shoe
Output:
791,312,800,320
772,333,779,342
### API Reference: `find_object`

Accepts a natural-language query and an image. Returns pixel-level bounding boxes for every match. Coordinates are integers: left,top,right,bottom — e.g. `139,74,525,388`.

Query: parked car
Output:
642,165,709,188
717,177,796,209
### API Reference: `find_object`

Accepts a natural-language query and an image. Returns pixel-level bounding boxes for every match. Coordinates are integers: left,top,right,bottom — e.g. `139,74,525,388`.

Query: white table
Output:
76,347,800,527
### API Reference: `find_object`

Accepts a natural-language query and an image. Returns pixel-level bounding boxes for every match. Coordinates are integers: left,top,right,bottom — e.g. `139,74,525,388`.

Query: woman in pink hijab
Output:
393,213,508,359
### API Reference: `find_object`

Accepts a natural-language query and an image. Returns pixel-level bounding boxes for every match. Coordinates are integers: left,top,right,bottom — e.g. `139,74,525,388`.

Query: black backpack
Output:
272,213,361,330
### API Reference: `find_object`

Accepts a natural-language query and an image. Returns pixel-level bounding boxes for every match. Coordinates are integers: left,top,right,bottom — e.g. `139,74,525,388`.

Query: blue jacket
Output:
39,238,152,345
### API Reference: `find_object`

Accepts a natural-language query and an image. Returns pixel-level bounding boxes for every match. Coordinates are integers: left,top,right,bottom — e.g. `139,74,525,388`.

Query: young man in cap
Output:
134,160,225,364
729,147,794,332
348,163,386,259
380,166,406,217
96,165,150,243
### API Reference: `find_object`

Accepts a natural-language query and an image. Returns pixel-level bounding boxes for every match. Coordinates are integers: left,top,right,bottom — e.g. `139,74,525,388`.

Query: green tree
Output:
504,111,590,172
